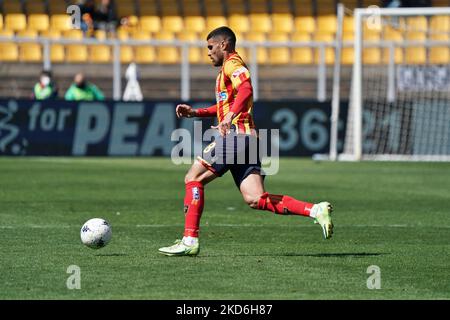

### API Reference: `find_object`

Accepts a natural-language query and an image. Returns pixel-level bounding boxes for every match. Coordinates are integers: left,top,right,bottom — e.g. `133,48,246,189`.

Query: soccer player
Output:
158,27,334,256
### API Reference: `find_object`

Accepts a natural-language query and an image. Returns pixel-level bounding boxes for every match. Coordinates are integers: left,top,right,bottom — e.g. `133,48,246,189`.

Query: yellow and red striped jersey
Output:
215,53,256,134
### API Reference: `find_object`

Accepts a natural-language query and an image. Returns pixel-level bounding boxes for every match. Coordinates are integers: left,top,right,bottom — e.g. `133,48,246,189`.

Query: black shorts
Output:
197,130,264,188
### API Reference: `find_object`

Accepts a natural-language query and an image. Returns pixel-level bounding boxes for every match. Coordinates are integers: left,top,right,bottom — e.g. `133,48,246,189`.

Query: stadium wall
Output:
0,99,349,157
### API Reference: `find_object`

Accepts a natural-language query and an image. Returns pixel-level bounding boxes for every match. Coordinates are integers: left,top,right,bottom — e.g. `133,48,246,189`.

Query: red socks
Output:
183,181,204,237
257,192,314,217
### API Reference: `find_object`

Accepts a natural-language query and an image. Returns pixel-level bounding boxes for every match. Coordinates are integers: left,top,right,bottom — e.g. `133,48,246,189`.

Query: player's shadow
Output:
94,253,128,257
282,252,386,258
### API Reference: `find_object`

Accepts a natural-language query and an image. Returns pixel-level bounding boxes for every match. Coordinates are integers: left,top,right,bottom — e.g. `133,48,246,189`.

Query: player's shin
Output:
257,192,314,217
183,181,204,241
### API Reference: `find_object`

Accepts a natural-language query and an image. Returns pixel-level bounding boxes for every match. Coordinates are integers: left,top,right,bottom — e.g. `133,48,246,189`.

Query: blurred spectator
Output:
77,0,96,35
96,0,118,33
65,73,105,101
32,70,58,100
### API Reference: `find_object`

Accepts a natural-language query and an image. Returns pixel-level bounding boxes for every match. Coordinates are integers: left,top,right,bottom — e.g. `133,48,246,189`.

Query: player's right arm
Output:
176,104,217,118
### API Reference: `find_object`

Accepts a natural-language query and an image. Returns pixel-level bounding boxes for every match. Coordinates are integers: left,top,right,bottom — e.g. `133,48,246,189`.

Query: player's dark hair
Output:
207,26,236,49
41,70,52,77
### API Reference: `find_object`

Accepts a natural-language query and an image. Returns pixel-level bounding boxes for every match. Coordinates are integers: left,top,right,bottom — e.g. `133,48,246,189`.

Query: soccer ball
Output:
80,218,112,249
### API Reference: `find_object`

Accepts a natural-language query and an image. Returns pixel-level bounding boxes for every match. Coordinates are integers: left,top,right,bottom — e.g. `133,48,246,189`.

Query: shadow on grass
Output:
203,252,386,258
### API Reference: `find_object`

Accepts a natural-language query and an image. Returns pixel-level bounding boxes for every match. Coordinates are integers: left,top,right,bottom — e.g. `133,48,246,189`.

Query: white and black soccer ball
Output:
80,218,112,249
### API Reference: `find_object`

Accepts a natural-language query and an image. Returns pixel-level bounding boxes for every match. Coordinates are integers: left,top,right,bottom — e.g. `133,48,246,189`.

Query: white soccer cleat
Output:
312,202,334,239
158,238,200,256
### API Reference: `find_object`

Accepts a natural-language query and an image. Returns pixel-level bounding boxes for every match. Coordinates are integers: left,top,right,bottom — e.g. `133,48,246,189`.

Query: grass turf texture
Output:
0,157,449,299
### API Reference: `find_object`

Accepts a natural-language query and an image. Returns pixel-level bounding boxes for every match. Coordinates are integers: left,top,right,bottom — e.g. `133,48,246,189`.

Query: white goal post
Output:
336,6,450,161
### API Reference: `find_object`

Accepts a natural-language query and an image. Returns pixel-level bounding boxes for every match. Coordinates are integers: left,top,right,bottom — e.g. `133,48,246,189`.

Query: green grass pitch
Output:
0,157,449,299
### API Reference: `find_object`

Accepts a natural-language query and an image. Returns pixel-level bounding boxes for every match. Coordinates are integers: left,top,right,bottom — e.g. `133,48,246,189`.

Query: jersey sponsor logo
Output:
216,91,228,102
232,67,248,78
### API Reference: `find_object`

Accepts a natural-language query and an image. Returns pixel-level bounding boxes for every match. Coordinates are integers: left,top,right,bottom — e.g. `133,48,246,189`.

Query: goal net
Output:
339,7,450,161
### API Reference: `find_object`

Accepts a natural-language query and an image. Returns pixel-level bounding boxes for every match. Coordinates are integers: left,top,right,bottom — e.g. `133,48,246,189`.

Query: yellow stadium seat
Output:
406,16,428,32
132,30,156,63
132,30,152,40
429,33,449,64
382,27,403,64
0,43,19,61
94,30,107,41
430,15,450,32
40,30,61,39
50,44,65,62
48,0,68,14
249,13,271,33
405,31,426,64
63,29,84,40
314,32,334,64
25,0,47,14
294,16,316,34
161,16,184,33
16,30,41,62
268,32,290,64
245,32,268,63
362,29,381,64
272,13,294,33
184,16,206,33
343,16,354,33
66,45,88,62
90,45,111,63
50,15,72,32
120,46,134,63
178,31,203,63
228,14,250,33
117,0,137,17
138,0,159,15
155,31,179,64
17,29,38,38
3,1,23,14
236,46,248,63
116,28,130,40
291,32,313,64
341,32,354,65
140,16,161,33
0,29,14,37
0,14,3,30
316,15,337,33
28,14,50,32
316,0,336,15
5,14,27,32
206,16,228,31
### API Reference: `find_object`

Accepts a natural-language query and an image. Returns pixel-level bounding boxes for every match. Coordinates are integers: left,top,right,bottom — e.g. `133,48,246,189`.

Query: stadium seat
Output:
0,14,3,30
272,13,294,33
245,32,268,63
178,31,203,63
48,0,69,15
120,46,134,63
341,32,354,65
116,28,130,40
15,30,41,62
25,0,47,14
0,43,19,61
316,15,337,34
429,33,449,64
184,16,206,33
316,0,336,15
291,32,313,64
63,29,84,40
28,14,50,32
382,27,403,64
138,0,159,16
249,13,272,33
204,0,225,16
117,0,137,17
50,15,72,32
228,14,250,33
267,32,290,64
140,16,161,33
206,16,228,31
94,30,107,41
161,16,184,33
405,31,426,64
66,45,88,62
226,0,246,15
430,15,450,32
293,16,316,34
155,31,179,64
343,16,354,33
40,30,61,39
5,14,27,32
89,45,111,63
363,30,381,64
133,30,156,64
314,32,335,64
292,0,313,16
3,1,24,14
405,16,428,32
183,0,203,16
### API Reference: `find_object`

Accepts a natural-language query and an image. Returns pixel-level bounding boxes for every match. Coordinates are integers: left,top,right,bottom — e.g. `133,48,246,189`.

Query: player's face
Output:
207,37,224,67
